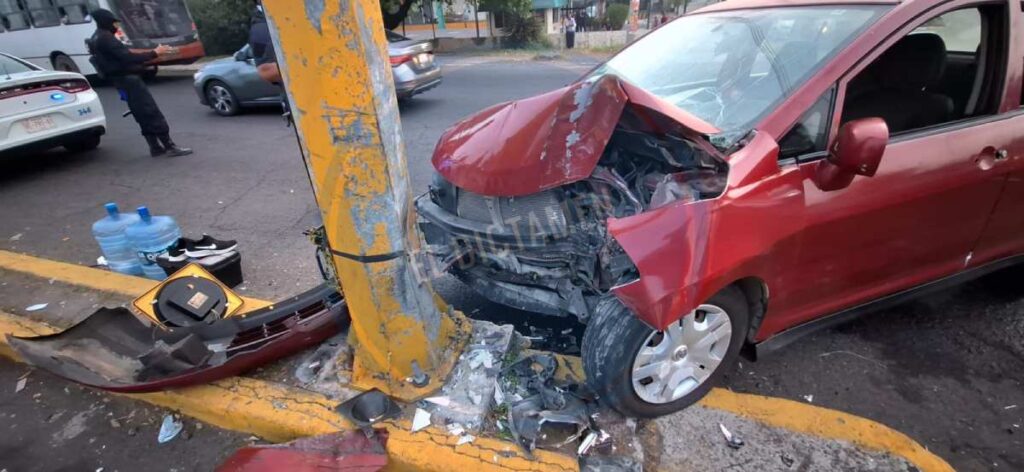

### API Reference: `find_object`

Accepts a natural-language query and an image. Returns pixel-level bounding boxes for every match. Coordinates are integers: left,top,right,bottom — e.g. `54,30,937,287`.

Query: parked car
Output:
0,53,106,155
417,0,1024,417
193,31,442,116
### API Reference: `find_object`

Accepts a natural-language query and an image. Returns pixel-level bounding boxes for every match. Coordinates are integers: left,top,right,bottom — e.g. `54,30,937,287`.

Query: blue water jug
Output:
125,206,182,280
91,202,143,276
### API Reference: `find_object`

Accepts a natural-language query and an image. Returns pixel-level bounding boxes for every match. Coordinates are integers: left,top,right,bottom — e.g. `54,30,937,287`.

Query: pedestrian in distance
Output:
87,8,193,157
564,15,577,49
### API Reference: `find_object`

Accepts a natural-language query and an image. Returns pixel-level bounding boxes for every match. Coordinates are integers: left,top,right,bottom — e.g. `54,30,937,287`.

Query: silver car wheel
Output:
631,304,732,404
207,84,235,114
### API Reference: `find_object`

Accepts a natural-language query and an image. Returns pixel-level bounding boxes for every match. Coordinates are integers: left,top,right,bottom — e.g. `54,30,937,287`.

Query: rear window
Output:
111,0,193,39
0,54,38,74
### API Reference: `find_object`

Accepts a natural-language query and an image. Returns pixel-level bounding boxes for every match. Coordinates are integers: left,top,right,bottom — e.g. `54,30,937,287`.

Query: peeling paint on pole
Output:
263,0,468,400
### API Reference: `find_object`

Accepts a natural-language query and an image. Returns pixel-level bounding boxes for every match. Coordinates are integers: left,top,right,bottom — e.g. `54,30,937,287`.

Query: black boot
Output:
145,135,165,157
158,135,193,157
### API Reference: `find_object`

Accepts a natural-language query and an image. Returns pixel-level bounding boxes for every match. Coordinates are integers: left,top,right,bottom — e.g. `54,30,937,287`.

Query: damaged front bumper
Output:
7,284,348,393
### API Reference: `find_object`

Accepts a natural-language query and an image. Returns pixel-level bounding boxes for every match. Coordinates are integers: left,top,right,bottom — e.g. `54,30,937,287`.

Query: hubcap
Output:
209,86,233,113
631,304,732,404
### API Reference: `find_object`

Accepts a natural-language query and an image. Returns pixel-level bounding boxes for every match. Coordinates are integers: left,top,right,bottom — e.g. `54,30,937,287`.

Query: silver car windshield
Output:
592,6,889,133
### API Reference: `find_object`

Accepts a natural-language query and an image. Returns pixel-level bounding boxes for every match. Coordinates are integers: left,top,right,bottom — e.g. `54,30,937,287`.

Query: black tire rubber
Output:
205,80,241,116
582,286,749,418
63,134,101,152
51,53,80,73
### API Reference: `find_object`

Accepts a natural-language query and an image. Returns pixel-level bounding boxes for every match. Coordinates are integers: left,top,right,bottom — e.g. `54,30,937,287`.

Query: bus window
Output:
25,0,61,27
54,0,90,24
0,0,30,31
112,0,193,40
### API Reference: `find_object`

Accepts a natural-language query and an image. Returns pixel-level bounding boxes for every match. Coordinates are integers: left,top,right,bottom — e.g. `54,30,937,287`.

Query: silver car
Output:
193,31,442,116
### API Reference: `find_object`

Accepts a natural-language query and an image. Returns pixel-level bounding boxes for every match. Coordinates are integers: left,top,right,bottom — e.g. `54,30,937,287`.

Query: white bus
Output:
0,0,204,76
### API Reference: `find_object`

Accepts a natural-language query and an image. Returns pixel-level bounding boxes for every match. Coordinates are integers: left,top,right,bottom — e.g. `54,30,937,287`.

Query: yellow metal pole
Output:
262,0,468,400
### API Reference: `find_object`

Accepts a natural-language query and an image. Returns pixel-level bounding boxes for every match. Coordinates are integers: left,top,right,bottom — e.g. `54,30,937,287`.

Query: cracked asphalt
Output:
1,54,1021,470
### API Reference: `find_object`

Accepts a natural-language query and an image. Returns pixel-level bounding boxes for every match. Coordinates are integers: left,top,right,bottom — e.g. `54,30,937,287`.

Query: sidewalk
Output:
0,250,954,471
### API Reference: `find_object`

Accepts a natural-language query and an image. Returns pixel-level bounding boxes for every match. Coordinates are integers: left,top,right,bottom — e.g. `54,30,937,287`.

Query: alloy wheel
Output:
631,304,733,404
208,85,235,114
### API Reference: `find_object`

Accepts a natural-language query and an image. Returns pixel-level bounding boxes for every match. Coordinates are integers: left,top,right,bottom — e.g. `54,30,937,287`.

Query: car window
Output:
779,86,835,160
54,0,91,24
25,0,60,27
0,54,38,74
840,6,1004,135
0,0,30,31
591,6,888,134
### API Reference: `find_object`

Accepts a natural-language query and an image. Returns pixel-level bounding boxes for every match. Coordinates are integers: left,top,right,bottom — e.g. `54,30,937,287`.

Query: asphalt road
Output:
1,55,1022,471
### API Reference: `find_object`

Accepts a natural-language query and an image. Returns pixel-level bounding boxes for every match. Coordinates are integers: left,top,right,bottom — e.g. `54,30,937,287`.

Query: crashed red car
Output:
417,0,1024,417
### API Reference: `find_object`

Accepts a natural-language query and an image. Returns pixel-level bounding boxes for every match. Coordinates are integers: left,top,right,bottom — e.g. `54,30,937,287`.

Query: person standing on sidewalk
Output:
87,9,193,157
564,15,577,49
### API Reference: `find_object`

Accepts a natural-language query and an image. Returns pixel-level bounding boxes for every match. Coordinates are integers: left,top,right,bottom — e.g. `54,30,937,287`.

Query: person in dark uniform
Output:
248,1,281,83
87,9,192,157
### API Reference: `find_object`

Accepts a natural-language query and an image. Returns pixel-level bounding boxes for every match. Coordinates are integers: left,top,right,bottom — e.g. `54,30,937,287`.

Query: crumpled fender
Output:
608,200,715,330
432,74,719,197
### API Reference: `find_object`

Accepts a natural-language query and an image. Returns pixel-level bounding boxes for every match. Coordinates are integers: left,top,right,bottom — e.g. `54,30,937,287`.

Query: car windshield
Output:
0,55,37,75
591,6,888,133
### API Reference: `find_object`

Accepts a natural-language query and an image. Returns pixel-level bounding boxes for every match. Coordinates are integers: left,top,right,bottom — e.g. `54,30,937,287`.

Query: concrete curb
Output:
0,250,954,471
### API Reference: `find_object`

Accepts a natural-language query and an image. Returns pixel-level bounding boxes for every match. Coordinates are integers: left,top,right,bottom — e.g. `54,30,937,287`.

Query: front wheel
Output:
52,54,80,73
205,80,240,116
582,286,749,418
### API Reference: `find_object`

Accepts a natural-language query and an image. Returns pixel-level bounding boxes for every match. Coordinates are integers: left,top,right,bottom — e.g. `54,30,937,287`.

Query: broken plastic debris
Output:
25,303,48,312
456,434,475,445
719,423,744,449
424,396,452,407
447,423,465,436
467,350,495,370
803,394,814,403
158,415,184,443
411,408,431,432
578,431,599,455
1005,405,1018,410
9,233,22,241
96,256,108,267
15,377,27,393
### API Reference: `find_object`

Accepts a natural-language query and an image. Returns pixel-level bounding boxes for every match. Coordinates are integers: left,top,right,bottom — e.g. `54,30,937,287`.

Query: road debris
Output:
9,233,22,241
216,430,388,471
335,389,402,432
424,396,452,407
803,394,814,403
1005,405,1018,410
158,415,184,443
719,423,745,449
15,377,27,393
25,303,48,312
524,326,581,354
456,434,476,445
411,408,431,432
96,256,108,267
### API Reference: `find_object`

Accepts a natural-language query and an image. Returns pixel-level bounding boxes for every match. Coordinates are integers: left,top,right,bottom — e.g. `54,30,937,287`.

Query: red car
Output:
416,0,1024,417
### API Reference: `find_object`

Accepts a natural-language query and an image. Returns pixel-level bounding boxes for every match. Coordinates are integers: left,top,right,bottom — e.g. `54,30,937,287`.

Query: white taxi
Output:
1,52,106,154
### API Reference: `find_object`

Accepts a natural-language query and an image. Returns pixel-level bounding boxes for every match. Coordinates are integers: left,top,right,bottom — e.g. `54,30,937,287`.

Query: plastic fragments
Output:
411,408,431,432
424,396,452,407
158,415,184,443
9,233,22,241
719,423,744,449
467,350,495,370
1005,405,1018,410
25,303,48,312
457,434,475,445
803,394,814,403
15,377,27,393
447,423,466,436
96,256,108,267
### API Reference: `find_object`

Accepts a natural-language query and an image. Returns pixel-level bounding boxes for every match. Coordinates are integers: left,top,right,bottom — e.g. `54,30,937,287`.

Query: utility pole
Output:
262,0,468,401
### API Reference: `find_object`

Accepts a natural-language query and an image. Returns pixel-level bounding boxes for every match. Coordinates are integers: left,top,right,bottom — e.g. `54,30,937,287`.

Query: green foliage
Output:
186,0,252,56
479,0,531,16
605,3,629,30
504,14,546,48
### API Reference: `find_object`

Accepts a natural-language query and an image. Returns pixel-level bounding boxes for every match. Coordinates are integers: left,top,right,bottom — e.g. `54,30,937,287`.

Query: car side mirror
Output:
233,50,247,61
813,118,889,191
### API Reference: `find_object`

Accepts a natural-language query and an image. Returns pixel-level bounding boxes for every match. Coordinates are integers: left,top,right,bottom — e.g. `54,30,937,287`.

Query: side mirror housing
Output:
814,118,889,191
233,50,247,61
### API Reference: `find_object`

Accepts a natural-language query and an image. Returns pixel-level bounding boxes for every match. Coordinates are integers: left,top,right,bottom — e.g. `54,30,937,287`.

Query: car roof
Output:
697,0,899,13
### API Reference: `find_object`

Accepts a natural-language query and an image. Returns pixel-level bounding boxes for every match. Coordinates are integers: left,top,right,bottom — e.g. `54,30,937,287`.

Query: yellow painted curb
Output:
700,388,954,472
0,250,272,312
0,252,954,471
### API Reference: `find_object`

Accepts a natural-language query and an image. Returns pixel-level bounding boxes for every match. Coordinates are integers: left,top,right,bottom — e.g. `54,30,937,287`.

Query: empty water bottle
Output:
91,202,143,276
125,206,182,280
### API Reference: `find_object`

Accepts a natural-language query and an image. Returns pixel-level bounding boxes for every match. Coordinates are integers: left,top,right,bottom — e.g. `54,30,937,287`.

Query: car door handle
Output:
995,149,1009,161
975,147,1007,170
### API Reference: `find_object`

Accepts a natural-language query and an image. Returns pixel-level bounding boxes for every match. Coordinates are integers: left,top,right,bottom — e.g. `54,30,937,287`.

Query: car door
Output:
773,3,1011,328
231,46,282,103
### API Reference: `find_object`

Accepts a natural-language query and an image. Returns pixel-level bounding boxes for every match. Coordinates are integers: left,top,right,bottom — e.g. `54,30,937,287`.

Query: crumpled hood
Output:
431,74,719,197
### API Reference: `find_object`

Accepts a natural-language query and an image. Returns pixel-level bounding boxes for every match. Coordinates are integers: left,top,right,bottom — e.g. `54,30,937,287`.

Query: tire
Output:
582,286,749,418
52,53,80,73
205,80,240,116
63,134,101,152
